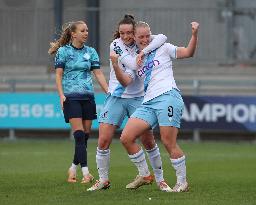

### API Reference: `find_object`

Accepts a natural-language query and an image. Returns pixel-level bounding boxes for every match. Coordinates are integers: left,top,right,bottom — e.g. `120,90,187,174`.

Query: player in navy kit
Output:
48,21,108,184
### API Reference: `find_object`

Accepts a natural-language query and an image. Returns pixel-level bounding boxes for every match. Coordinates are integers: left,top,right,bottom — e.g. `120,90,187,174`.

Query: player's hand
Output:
60,95,66,110
136,51,144,66
110,51,119,66
191,22,199,35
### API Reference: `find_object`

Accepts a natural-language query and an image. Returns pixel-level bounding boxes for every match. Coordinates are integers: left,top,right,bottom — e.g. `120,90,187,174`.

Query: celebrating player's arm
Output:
136,34,167,66
176,22,199,59
110,51,134,87
110,33,168,86
117,33,167,69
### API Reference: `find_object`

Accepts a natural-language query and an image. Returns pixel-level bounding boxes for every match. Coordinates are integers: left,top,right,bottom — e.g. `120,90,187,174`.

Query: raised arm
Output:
176,22,199,59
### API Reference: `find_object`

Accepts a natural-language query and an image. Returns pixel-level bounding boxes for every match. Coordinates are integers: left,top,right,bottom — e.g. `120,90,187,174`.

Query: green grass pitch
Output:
0,139,255,205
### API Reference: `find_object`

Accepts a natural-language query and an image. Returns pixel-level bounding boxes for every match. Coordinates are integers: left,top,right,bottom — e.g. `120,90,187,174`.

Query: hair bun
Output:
124,14,134,20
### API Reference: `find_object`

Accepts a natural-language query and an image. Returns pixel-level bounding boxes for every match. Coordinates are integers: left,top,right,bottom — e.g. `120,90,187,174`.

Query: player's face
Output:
72,23,88,44
134,26,151,50
119,24,134,46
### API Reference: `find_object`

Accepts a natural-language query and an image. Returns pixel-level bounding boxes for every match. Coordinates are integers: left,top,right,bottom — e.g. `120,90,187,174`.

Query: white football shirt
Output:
108,35,167,98
135,43,179,103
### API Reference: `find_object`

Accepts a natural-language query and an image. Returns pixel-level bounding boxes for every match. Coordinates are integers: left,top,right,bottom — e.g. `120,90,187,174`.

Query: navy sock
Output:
73,130,87,167
81,133,89,167
84,132,89,148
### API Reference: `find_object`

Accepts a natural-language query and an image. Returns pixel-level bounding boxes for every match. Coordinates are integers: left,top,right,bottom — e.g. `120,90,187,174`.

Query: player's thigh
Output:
82,120,93,133
159,126,179,147
69,118,84,132
121,117,151,143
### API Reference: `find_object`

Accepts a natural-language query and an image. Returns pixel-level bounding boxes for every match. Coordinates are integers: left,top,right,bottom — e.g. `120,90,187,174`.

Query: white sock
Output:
81,166,89,176
96,147,110,182
146,144,164,183
70,163,77,171
128,148,150,177
170,155,187,184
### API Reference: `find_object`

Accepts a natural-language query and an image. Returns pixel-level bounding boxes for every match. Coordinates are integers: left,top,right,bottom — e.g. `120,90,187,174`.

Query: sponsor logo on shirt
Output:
137,60,160,77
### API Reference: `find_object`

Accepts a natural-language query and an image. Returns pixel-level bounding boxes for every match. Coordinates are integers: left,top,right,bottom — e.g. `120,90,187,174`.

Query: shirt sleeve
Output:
90,47,100,70
54,47,66,69
142,34,167,54
165,43,177,59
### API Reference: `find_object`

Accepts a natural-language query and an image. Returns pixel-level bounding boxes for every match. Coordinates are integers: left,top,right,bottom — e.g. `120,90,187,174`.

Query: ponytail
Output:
48,21,85,55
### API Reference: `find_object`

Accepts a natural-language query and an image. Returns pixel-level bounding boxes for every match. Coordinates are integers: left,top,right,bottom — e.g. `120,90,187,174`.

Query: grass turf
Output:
0,139,255,205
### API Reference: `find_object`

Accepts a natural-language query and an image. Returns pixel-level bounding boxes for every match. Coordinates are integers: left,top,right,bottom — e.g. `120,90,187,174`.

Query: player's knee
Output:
98,135,111,149
143,141,155,150
141,138,155,150
120,132,131,146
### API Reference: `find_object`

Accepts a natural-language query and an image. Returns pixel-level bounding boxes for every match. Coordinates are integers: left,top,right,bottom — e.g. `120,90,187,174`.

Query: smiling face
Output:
119,24,134,46
134,25,151,50
72,23,88,44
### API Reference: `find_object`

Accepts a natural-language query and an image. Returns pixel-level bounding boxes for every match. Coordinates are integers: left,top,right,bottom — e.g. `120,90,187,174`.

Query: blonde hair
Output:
135,21,150,33
48,21,85,55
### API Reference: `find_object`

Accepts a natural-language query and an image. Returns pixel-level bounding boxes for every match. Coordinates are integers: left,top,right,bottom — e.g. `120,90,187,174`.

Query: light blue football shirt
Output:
55,44,100,100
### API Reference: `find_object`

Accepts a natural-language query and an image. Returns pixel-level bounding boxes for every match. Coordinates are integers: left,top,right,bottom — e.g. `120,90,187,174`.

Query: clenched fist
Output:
191,22,199,35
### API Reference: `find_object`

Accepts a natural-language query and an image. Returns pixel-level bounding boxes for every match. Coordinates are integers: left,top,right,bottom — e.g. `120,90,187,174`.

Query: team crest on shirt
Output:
83,53,91,60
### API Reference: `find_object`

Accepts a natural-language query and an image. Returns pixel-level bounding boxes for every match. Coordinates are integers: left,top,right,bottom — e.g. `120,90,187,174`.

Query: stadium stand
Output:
1,64,255,95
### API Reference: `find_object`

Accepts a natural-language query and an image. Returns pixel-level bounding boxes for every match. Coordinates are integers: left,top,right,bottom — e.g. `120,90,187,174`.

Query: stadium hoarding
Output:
0,93,256,131
0,93,105,129
182,96,256,131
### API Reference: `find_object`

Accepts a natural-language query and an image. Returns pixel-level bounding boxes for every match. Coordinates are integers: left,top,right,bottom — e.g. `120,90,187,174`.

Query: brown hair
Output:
48,21,85,55
113,14,136,39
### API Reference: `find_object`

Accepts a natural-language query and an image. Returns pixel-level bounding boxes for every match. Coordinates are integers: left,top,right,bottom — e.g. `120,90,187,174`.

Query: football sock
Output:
82,166,89,176
170,155,187,184
128,148,150,177
70,163,77,171
96,147,110,182
146,144,164,183
73,130,87,168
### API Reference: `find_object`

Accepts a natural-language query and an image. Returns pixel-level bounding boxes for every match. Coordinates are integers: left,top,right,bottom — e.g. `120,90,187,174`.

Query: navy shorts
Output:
63,99,97,123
